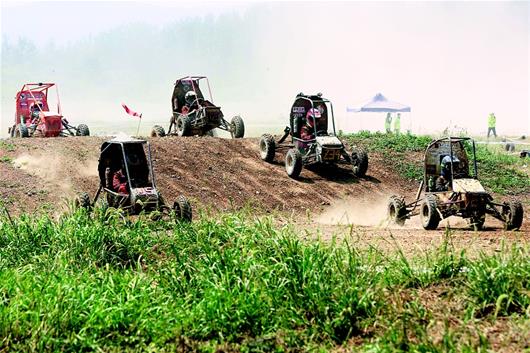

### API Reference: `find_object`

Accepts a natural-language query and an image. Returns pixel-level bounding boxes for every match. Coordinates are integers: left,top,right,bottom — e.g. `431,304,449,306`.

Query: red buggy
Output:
9,83,90,138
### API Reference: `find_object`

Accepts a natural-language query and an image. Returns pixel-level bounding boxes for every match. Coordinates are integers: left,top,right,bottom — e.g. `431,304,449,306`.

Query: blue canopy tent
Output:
345,93,411,132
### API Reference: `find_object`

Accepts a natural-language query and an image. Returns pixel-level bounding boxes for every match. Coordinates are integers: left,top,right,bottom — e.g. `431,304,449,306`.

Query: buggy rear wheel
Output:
504,200,523,230
350,146,368,177
469,212,486,230
176,116,192,137
15,124,29,138
151,125,166,137
387,195,407,226
230,116,245,138
76,124,90,136
420,195,440,230
75,192,91,210
285,148,303,179
174,195,192,222
259,134,276,163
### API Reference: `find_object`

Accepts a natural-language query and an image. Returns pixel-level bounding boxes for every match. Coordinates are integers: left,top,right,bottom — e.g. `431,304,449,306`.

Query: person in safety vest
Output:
487,113,497,138
394,113,401,134
385,113,392,133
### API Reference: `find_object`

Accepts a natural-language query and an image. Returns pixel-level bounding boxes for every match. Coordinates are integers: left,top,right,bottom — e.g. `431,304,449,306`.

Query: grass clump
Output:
0,209,528,351
342,131,432,182
470,143,530,195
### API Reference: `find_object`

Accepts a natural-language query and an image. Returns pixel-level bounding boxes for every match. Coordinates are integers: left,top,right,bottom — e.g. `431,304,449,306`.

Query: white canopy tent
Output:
343,93,412,133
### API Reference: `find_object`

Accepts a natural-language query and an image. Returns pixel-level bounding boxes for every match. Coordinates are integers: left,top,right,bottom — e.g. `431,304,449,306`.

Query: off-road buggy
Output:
8,83,90,138
151,76,244,138
259,93,368,179
387,137,523,230
77,136,192,222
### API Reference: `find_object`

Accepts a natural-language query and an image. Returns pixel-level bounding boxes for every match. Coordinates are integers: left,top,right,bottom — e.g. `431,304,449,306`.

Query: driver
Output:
300,108,321,141
184,91,199,113
113,166,128,194
30,103,41,120
436,155,460,191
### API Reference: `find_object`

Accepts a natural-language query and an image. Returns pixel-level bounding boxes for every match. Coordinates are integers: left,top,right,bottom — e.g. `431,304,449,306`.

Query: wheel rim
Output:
421,203,429,220
177,119,183,133
174,203,182,219
389,204,396,219
287,154,293,167
351,153,360,173
260,140,268,156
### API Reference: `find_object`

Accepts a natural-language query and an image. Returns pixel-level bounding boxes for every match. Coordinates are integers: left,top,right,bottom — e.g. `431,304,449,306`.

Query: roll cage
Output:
15,82,61,124
289,93,337,145
171,76,214,114
97,138,156,198
422,137,478,191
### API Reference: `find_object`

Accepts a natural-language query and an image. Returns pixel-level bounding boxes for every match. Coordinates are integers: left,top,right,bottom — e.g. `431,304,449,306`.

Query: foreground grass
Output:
343,131,530,195
0,208,529,352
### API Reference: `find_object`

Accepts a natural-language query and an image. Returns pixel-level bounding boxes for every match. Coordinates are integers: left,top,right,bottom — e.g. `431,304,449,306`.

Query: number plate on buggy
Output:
322,148,341,161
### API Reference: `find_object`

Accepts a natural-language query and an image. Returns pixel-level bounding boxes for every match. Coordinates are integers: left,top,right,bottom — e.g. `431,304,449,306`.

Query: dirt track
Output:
0,136,528,250
0,136,416,214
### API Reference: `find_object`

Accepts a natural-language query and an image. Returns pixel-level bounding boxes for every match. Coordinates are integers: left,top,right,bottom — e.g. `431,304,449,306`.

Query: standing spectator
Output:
487,113,497,138
394,113,401,134
385,113,392,133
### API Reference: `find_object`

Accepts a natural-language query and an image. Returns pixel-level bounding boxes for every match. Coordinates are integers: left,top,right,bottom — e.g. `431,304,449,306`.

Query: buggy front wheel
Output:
76,124,90,136
387,195,407,226
504,200,523,230
174,195,192,222
75,192,91,210
15,123,29,138
151,125,166,137
420,195,440,230
176,116,192,137
259,134,276,162
230,116,245,138
285,148,302,179
350,146,368,177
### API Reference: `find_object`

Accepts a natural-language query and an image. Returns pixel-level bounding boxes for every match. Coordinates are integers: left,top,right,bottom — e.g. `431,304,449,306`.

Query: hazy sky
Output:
1,1,251,45
1,1,529,136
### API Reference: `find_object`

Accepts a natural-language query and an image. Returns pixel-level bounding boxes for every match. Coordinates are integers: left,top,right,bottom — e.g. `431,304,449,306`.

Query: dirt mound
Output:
2,136,528,236
0,136,414,215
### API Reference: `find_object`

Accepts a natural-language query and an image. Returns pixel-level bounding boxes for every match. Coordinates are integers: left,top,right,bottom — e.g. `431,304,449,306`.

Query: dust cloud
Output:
13,154,98,197
316,195,390,227
316,194,427,229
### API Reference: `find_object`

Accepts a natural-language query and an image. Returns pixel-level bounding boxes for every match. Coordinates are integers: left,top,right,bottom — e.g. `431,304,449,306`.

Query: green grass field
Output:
1,207,528,352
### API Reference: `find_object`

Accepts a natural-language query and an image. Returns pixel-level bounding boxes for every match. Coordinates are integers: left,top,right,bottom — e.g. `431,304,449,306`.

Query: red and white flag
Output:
121,103,142,118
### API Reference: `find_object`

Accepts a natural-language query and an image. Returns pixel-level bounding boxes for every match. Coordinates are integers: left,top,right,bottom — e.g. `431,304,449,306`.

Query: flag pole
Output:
136,114,142,137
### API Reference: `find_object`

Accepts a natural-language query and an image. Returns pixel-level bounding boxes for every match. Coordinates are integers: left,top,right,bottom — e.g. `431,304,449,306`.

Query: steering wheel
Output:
316,130,328,137
192,97,204,107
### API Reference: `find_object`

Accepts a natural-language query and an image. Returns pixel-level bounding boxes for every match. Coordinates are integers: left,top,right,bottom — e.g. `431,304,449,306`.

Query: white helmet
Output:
185,91,197,104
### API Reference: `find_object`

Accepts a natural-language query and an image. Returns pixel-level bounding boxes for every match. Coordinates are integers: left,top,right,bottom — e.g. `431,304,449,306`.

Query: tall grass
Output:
0,209,528,351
